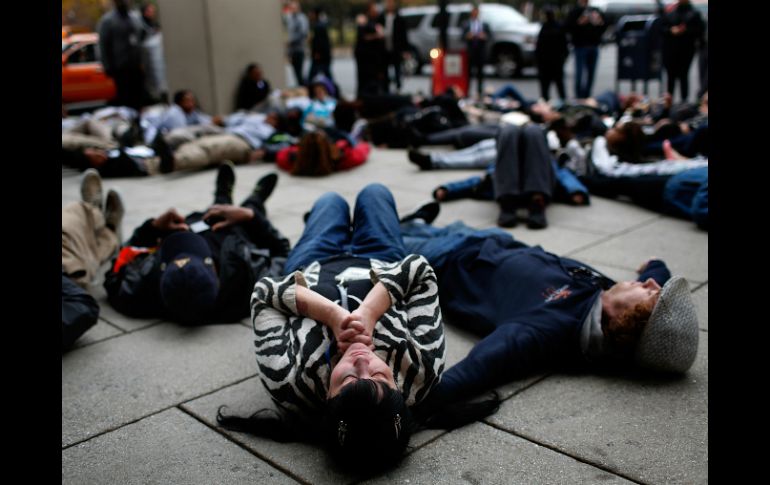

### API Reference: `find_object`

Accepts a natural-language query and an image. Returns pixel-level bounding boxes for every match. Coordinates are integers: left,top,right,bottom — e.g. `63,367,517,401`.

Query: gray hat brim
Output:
634,276,699,373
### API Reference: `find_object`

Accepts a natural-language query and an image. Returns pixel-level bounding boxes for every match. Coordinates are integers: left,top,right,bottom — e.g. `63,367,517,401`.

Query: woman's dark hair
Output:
323,380,412,472
293,131,340,176
217,379,414,473
609,121,645,164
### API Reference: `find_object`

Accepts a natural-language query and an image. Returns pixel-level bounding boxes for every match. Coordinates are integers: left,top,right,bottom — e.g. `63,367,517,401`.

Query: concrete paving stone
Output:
70,318,124,349
62,408,298,485
62,322,257,447
434,200,498,229
362,422,633,485
548,195,662,235
692,284,708,331
506,224,609,257
443,322,480,368
182,377,360,484
487,333,708,485
570,217,708,283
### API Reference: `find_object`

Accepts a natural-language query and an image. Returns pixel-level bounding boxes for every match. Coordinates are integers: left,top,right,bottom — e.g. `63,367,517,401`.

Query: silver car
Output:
400,2,541,78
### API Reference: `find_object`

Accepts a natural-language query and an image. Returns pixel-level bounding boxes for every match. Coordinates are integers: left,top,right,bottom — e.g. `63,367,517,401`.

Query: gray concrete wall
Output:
157,0,287,114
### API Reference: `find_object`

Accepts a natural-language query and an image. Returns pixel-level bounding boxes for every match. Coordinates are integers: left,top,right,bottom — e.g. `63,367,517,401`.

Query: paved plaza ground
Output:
61,147,708,484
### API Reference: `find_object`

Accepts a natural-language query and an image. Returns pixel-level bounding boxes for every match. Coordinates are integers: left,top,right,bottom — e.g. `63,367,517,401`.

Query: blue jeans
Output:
491,84,535,110
401,220,513,270
284,184,407,273
574,46,599,99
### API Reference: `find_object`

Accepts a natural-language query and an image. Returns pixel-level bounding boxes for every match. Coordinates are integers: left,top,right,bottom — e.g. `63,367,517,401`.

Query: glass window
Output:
481,5,527,30
404,14,424,30
68,43,97,64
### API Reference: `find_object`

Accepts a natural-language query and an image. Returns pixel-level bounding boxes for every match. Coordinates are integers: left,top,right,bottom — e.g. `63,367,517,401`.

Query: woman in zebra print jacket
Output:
219,183,446,471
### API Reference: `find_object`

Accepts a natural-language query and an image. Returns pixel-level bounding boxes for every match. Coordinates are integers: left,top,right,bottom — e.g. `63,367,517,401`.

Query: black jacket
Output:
104,211,289,324
311,20,332,64
461,19,492,55
62,272,100,351
658,1,705,59
566,6,607,48
378,11,409,54
235,78,272,111
536,20,569,65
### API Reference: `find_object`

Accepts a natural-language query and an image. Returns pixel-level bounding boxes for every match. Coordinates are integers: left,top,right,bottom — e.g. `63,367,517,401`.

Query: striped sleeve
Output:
370,254,447,406
250,270,331,413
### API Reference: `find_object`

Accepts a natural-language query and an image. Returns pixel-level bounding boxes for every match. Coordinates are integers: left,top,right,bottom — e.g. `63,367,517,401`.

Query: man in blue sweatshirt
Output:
398,212,699,404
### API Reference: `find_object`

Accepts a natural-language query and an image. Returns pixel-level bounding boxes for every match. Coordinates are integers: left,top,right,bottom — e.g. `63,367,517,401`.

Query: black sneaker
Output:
527,200,548,229
400,201,440,225
152,132,175,174
214,161,236,204
253,173,278,203
408,149,433,170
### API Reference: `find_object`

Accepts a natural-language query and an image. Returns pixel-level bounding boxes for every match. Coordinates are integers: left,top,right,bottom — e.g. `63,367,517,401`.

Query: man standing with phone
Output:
566,0,607,99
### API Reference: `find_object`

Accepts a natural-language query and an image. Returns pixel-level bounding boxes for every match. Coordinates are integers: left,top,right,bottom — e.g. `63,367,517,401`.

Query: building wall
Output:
157,0,287,114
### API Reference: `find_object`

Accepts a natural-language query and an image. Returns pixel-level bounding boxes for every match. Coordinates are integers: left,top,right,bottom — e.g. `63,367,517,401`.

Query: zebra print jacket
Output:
251,254,446,414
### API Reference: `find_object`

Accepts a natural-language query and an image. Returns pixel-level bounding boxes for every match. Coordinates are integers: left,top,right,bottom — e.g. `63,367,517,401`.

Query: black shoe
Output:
253,173,278,203
303,210,311,224
497,209,518,228
496,195,519,228
215,161,236,204
527,200,548,229
152,132,174,174
400,201,440,225
119,117,143,148
408,149,433,170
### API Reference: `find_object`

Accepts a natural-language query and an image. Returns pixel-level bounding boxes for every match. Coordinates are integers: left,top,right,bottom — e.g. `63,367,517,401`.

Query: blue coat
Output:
431,234,670,403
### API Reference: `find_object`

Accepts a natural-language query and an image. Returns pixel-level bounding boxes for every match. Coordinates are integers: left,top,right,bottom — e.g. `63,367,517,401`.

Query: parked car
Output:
62,33,116,106
400,3,541,78
589,0,708,41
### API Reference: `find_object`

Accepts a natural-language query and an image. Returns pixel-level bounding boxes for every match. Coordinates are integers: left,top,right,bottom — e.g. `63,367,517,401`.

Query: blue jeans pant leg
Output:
584,46,599,98
284,192,351,273
401,221,512,270
574,47,587,98
350,183,407,262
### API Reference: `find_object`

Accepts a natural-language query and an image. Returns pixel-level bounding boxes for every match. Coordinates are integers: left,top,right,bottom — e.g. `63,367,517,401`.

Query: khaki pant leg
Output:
85,119,115,141
172,140,210,171
62,133,118,152
61,202,119,288
197,134,251,165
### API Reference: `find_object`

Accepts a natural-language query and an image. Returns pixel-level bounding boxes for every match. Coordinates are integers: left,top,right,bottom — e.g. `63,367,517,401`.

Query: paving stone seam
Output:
99,317,126,333
563,215,665,258
480,420,649,485
176,405,312,485
63,404,179,450
97,315,165,333
691,281,708,292
62,374,259,451
179,373,260,406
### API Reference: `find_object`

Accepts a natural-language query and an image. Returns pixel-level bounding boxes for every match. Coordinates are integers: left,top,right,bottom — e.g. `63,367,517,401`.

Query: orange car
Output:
62,33,116,105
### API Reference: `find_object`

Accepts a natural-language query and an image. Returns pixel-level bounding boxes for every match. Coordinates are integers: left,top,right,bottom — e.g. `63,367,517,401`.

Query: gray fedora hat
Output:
634,276,699,373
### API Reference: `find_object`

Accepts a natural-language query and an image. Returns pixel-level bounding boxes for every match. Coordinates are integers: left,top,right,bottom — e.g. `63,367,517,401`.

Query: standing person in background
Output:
139,2,168,105
356,2,387,97
379,0,409,93
235,63,272,112
657,0,705,103
566,0,607,99
98,0,148,110
461,4,492,98
535,5,569,102
308,7,333,84
284,1,309,87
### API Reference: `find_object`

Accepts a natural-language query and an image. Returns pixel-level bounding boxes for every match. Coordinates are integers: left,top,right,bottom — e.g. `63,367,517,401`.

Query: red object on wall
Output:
431,49,469,97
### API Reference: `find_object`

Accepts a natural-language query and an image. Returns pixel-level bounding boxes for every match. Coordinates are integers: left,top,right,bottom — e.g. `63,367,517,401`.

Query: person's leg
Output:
62,201,119,288
172,139,210,171
391,51,402,91
350,183,407,262
520,124,555,198
665,64,677,100
477,53,485,97
492,124,524,226
555,63,566,100
198,134,252,167
520,125,556,228
492,124,523,200
430,137,498,169
292,52,305,86
401,220,512,270
284,193,351,273
538,72,550,101
424,125,496,147
574,47,586,98
678,52,694,102
584,46,599,98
